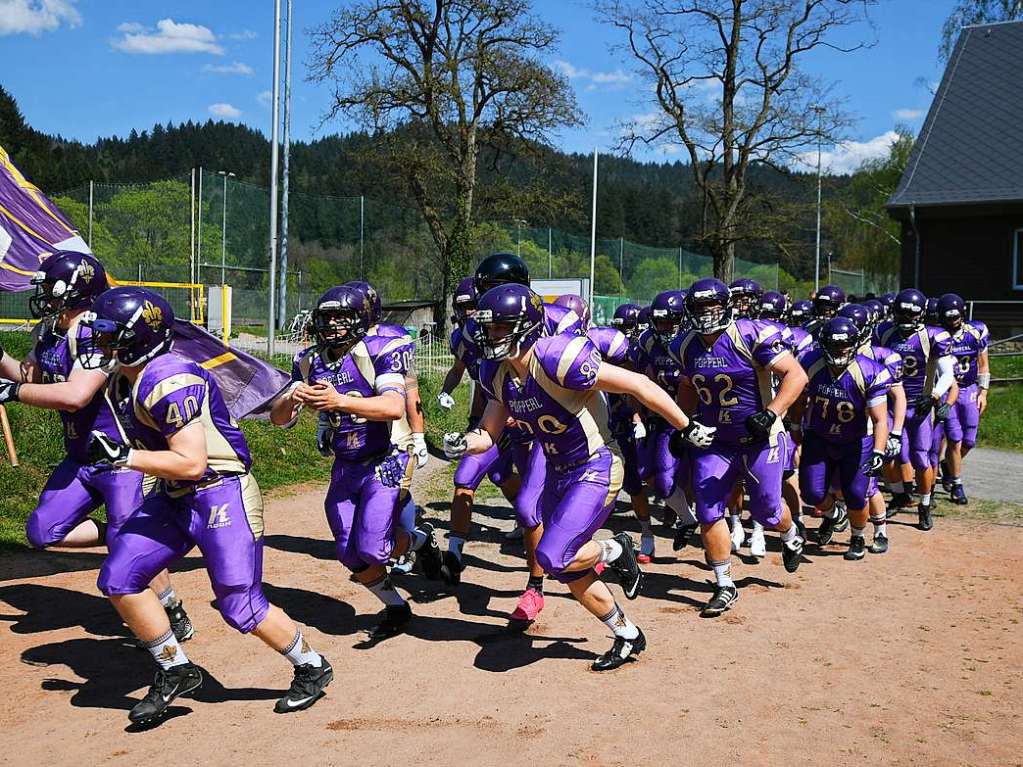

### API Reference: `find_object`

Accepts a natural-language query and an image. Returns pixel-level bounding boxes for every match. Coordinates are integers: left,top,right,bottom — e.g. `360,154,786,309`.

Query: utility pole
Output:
547,226,552,279
814,105,826,293
589,149,598,306
360,194,365,279
278,0,293,329
268,0,282,355
217,170,235,285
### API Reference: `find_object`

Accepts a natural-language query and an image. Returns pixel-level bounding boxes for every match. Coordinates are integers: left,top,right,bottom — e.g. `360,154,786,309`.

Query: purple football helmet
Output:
894,288,927,333
924,296,939,327
685,278,732,335
473,284,545,361
313,285,372,354
344,280,381,325
650,290,686,342
611,303,641,337
554,293,591,332
759,290,787,321
937,293,966,332
789,299,813,326
820,317,860,368
452,277,477,326
637,306,652,332
837,303,870,344
30,251,108,319
78,286,174,369
879,292,896,318
813,284,846,320
729,278,762,319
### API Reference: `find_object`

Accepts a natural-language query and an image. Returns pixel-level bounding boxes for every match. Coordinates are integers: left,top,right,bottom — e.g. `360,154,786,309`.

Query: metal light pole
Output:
813,105,826,292
619,236,624,297
278,0,293,329
268,0,282,355
217,171,235,285
359,194,365,279
516,219,522,258
589,148,598,306
547,226,552,279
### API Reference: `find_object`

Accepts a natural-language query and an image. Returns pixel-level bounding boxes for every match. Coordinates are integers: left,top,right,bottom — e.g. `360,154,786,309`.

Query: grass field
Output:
0,329,1020,546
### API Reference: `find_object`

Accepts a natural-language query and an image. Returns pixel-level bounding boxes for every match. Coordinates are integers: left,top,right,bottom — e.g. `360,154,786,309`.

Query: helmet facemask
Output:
313,306,364,358
689,299,731,335
895,306,923,334
473,310,541,361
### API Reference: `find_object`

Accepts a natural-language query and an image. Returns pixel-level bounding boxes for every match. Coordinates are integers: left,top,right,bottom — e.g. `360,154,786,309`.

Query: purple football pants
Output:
617,431,650,496
453,441,529,490
535,447,624,583
98,474,269,634
27,458,144,550
800,433,876,511
644,422,680,499
514,443,548,529
325,453,412,572
945,383,980,450
901,405,934,471
691,435,788,527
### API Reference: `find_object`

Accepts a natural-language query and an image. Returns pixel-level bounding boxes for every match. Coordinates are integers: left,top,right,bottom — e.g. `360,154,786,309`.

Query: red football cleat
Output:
510,588,545,622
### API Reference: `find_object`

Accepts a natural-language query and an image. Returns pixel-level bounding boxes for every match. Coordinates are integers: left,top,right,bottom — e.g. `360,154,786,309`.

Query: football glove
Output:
885,431,902,460
412,433,429,468
88,431,132,467
914,396,935,417
315,415,334,457
744,408,778,443
377,454,405,488
935,402,951,423
632,419,647,441
443,432,468,459
860,450,885,477
669,421,716,455
437,391,456,410
0,379,20,404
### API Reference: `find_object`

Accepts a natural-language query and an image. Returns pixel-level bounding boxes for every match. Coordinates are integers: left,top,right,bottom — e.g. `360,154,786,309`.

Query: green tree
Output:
940,1,1022,59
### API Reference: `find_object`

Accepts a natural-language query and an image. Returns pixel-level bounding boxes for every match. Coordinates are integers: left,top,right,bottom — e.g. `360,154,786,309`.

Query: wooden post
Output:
0,404,18,467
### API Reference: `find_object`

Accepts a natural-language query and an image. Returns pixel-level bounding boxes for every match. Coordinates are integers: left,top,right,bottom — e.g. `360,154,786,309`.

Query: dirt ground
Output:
1,477,1021,767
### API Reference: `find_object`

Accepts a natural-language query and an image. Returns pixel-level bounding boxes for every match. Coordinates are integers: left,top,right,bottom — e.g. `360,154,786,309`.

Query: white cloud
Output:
0,0,80,36
257,90,273,108
209,103,242,119
228,29,257,40
554,59,633,90
893,108,924,121
112,18,224,55
797,130,901,175
204,61,254,76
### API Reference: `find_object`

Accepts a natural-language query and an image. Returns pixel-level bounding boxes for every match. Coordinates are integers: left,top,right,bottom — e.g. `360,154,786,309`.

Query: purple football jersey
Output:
480,334,610,467
118,352,252,491
669,319,790,445
860,344,903,384
292,333,412,461
801,349,892,443
876,322,952,400
586,326,630,365
637,328,682,396
373,322,409,338
947,321,988,386
450,325,482,382
32,316,122,463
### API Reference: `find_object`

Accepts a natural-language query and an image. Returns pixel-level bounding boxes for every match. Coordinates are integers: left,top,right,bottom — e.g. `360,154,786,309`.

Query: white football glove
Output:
632,419,647,441
681,420,716,449
88,431,133,467
443,431,468,459
437,391,456,410
412,432,429,468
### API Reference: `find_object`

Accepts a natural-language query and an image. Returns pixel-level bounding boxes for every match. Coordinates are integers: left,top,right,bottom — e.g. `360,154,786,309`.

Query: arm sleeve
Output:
931,355,956,398
866,368,892,407
372,339,412,395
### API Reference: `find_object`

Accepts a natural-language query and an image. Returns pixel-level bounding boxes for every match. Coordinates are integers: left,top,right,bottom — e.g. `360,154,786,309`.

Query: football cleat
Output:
369,604,412,641
390,552,415,576
816,515,838,546
672,523,698,552
503,526,524,541
951,485,968,505
166,601,194,643
918,502,934,531
701,585,738,617
591,629,646,672
844,536,866,561
274,657,334,714
414,523,443,580
510,587,544,622
609,532,644,600
869,533,889,554
889,492,914,512
940,460,952,492
831,504,850,533
782,535,804,573
749,526,766,558
730,519,745,552
128,662,203,725
440,550,463,587
637,532,655,565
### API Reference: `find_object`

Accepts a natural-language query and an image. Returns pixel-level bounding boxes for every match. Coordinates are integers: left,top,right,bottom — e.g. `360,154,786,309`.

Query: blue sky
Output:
0,0,958,173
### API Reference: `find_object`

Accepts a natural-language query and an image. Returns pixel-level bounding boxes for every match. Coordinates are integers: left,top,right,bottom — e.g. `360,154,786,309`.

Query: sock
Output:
281,629,323,668
952,477,962,485
729,512,740,525
639,519,653,536
527,574,544,593
156,586,178,609
597,537,624,564
890,481,904,494
145,629,189,670
407,528,428,552
598,603,640,640
780,524,799,546
399,497,417,532
870,514,887,538
752,521,764,533
920,492,931,507
709,558,734,588
365,572,407,607
851,525,866,541
448,534,465,561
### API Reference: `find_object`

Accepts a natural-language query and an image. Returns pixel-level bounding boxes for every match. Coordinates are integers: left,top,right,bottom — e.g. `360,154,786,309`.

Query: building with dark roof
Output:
887,20,1023,333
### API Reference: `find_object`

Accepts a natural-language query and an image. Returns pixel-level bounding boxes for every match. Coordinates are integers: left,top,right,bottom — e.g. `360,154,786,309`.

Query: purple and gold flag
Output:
171,320,291,419
0,143,91,292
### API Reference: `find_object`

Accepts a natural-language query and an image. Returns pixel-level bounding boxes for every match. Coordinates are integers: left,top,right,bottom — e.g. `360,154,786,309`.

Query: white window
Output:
1015,229,1023,290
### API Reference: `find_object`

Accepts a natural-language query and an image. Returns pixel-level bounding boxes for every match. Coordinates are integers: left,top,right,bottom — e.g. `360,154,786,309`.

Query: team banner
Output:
0,143,91,292
171,319,291,419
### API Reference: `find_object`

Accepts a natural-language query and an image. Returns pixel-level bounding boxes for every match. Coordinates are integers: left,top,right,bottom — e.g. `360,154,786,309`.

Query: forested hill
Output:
0,84,822,262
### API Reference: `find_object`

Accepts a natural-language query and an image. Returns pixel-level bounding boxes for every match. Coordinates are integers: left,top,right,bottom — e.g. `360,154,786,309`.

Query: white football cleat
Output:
749,524,766,558
730,518,745,552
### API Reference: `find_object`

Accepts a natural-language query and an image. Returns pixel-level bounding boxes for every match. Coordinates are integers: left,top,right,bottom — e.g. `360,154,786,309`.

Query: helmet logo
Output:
142,300,164,332
529,292,543,312
78,261,95,283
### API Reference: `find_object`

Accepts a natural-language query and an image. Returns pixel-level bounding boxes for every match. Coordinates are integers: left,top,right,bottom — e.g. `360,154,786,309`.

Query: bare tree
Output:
596,0,872,281
940,0,1023,59
309,0,581,322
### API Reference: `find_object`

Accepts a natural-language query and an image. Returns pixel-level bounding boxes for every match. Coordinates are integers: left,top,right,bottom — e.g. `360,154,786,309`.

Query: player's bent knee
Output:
25,513,57,550
216,585,270,634
96,561,151,597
